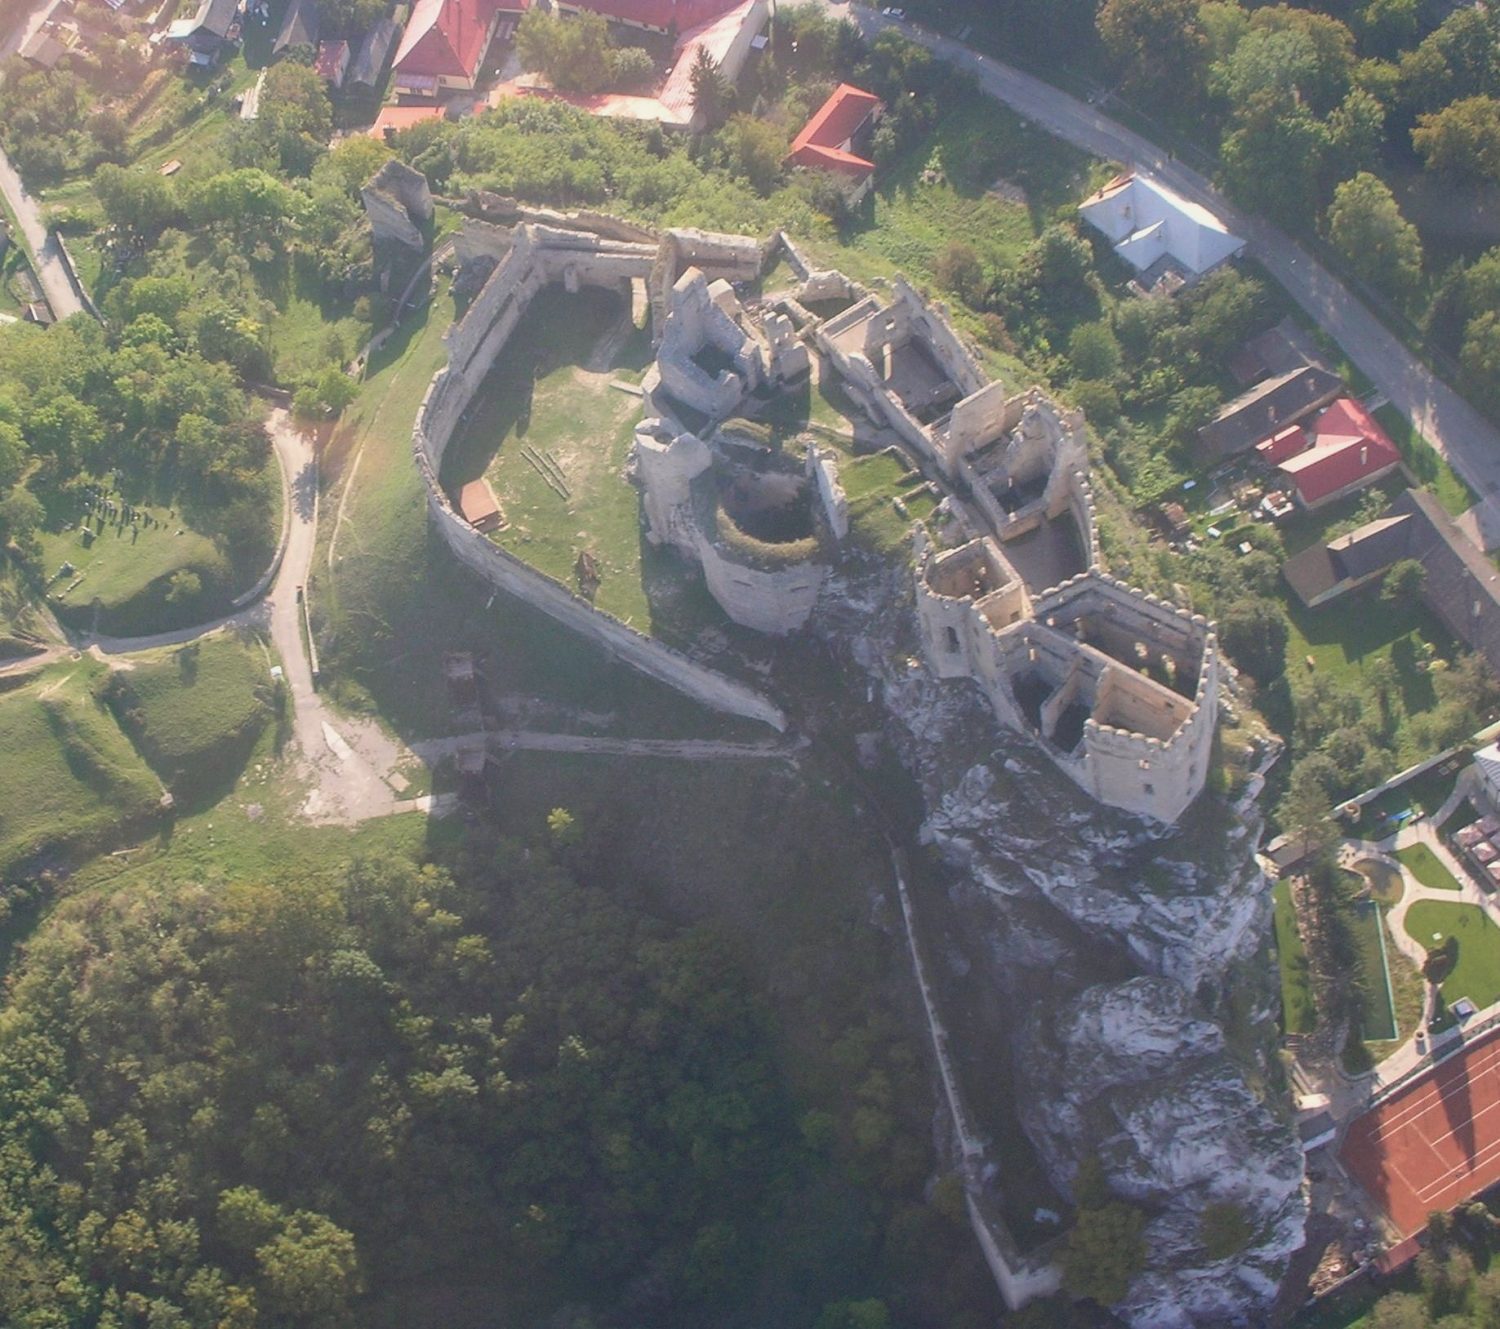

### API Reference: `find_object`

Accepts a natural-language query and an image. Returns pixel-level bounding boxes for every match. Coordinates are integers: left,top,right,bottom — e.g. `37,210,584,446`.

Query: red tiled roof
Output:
314,39,348,78
1255,424,1307,466
1276,398,1402,506
394,0,502,79
368,104,446,136
788,83,880,176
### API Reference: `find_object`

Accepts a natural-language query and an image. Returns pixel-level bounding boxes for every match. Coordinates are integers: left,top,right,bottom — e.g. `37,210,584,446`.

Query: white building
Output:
1079,173,1244,277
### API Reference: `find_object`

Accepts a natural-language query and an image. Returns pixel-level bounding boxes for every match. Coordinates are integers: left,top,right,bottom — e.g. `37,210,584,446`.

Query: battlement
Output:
917,539,1218,823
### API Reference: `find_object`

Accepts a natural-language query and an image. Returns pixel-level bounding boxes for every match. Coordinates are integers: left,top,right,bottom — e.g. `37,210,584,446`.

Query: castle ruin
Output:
411,210,1218,822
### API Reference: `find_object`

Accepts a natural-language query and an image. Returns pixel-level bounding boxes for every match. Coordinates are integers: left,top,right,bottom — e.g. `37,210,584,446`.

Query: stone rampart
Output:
697,538,827,635
649,227,768,341
414,225,788,731
808,445,849,541
891,277,986,398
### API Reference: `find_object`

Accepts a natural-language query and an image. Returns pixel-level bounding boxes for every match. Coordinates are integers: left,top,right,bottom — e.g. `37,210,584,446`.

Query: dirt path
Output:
259,410,419,823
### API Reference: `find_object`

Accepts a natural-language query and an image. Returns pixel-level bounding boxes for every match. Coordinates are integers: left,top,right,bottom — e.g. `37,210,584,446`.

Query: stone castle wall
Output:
696,537,828,635
915,538,1218,822
413,225,787,731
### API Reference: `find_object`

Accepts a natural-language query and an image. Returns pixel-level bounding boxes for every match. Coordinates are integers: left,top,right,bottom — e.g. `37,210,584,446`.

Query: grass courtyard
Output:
1396,842,1463,892
442,287,653,629
317,278,748,742
1404,899,1500,1011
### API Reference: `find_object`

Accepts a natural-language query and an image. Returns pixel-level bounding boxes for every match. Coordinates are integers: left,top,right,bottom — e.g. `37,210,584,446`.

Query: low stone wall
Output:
414,225,788,731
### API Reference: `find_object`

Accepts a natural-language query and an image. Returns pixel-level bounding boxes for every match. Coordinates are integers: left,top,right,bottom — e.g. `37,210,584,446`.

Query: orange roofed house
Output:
787,83,882,202
393,0,528,95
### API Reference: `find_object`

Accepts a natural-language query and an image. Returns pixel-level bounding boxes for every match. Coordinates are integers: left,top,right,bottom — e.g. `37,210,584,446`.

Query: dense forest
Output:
0,829,1013,1329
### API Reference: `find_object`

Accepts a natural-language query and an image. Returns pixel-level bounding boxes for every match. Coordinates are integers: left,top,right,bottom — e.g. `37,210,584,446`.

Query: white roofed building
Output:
1475,740,1500,807
1079,173,1245,277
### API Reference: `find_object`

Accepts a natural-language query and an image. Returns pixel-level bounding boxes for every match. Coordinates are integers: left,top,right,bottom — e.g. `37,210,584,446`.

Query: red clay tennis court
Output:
1341,1027,1500,1236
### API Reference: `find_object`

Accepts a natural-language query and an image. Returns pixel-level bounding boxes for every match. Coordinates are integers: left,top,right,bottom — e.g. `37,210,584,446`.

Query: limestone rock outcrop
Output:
810,555,1304,1329
1016,979,1307,1329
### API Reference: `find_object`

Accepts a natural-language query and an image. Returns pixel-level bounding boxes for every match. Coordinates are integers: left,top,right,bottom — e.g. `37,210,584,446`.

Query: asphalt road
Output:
824,2,1500,506
0,0,86,322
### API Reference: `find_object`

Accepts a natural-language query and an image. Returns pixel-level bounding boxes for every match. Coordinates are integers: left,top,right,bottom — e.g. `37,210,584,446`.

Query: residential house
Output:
274,0,320,56
1197,364,1345,464
1281,487,1500,679
1274,397,1402,511
348,14,402,88
164,0,238,62
787,83,881,202
1079,172,1244,277
392,0,507,94
19,29,67,68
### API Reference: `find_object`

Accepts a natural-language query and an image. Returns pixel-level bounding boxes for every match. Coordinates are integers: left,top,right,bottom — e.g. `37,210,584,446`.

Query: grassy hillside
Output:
0,658,164,881
103,632,281,807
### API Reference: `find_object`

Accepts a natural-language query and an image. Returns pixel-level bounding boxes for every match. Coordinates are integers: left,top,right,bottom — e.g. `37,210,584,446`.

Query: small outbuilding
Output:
458,478,503,532
315,38,350,86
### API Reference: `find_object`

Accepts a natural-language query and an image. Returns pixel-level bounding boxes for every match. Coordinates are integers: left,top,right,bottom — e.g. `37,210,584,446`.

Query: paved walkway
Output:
822,2,1500,505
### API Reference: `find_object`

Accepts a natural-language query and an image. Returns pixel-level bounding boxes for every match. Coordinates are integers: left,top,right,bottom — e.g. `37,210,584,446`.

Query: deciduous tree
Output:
1326,172,1423,299
1096,0,1208,98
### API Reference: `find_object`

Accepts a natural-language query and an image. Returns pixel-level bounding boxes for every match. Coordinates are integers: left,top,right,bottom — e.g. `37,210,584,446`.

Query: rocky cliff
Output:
814,560,1307,1327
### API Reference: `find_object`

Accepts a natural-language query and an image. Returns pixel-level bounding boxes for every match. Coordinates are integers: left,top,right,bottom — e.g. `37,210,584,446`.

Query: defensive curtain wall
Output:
916,545,1220,823
412,216,1139,1308
413,220,788,730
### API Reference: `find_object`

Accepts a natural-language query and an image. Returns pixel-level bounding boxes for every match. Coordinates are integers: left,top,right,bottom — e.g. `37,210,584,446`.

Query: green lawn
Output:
814,98,1097,294
105,631,280,806
1397,842,1463,892
36,460,280,636
1348,899,1397,1041
1404,900,1500,1010
1283,585,1451,714
0,658,164,880
840,449,936,553
1375,404,1475,518
1273,878,1315,1035
442,287,650,628
39,505,226,625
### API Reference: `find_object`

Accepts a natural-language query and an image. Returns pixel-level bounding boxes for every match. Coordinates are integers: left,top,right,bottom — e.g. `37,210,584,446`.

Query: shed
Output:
315,38,350,86
459,478,503,532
